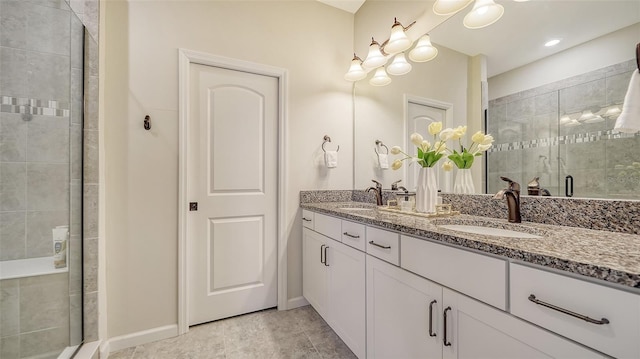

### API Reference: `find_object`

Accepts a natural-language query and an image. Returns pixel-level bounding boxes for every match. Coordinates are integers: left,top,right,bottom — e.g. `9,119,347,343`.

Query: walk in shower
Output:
1,1,84,357
487,60,639,200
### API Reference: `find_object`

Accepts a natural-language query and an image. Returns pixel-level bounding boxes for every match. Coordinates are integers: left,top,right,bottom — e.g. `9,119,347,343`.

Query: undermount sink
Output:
437,224,542,239
433,218,547,239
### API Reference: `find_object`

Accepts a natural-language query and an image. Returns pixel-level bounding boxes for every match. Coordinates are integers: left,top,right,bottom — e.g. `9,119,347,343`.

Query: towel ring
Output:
322,135,339,152
374,140,389,155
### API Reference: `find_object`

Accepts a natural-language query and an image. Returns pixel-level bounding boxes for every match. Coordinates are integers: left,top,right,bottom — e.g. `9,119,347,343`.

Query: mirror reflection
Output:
353,0,640,200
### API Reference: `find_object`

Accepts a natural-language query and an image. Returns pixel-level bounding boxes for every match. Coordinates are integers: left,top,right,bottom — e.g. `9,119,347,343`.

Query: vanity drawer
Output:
302,210,314,229
366,227,399,265
314,213,342,240
510,263,640,359
341,220,366,251
401,235,507,310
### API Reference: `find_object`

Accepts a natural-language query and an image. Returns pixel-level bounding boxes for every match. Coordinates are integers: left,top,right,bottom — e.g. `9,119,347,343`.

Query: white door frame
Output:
177,48,288,335
403,94,454,193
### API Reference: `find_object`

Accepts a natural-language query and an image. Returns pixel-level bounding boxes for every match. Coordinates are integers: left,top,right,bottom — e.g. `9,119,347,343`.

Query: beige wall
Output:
103,0,354,337
489,23,640,100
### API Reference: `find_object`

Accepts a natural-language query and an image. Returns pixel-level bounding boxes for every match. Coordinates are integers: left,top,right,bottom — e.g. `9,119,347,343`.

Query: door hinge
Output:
189,202,198,211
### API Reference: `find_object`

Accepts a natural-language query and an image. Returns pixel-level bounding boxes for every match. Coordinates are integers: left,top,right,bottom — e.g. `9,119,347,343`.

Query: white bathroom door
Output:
406,101,448,192
187,63,278,326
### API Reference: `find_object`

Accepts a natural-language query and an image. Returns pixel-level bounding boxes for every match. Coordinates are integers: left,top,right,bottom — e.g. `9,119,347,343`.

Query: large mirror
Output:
353,0,640,200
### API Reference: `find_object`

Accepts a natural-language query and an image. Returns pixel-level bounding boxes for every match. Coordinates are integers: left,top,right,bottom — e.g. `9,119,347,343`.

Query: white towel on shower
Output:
614,69,640,133
378,153,389,169
325,151,338,168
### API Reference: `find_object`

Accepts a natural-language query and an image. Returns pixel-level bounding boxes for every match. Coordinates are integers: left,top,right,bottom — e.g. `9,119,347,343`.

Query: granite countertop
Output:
301,201,640,291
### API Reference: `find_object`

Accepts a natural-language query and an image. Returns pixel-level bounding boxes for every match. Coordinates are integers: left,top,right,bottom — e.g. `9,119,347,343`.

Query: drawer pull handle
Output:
343,232,360,239
528,294,610,325
369,241,391,249
443,306,452,346
324,246,329,266
320,244,325,264
302,217,312,222
428,300,437,337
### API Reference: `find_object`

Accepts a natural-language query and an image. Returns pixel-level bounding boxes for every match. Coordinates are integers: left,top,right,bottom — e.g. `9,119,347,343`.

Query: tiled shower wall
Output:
487,60,639,199
0,0,99,357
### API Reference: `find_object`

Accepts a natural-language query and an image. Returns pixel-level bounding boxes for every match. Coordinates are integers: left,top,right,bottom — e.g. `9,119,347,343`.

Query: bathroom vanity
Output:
301,200,640,359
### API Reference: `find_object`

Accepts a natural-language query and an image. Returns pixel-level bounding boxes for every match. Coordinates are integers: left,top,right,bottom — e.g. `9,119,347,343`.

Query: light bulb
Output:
369,67,392,86
463,0,504,29
343,54,367,81
387,53,412,76
384,19,412,54
433,0,474,15
409,34,438,62
362,38,387,69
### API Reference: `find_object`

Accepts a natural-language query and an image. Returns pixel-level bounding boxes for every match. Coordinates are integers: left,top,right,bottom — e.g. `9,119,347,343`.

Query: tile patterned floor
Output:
108,305,356,359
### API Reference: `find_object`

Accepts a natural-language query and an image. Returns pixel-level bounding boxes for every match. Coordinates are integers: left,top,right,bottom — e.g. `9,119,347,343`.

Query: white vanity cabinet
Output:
302,227,366,358
442,287,604,359
510,263,640,359
367,254,601,359
366,255,443,358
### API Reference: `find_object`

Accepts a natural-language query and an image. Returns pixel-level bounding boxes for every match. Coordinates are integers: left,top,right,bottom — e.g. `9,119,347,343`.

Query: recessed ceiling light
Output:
544,39,561,47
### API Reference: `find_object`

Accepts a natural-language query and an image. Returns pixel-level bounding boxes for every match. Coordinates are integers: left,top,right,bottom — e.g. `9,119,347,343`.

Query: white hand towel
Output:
325,151,338,168
378,153,389,169
614,69,640,133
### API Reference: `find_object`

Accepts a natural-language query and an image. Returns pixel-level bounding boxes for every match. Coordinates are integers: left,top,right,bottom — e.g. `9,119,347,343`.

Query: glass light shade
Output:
409,35,438,62
584,115,604,124
604,106,621,118
384,22,412,54
344,57,367,81
463,0,505,29
578,110,595,122
387,53,412,76
559,115,572,124
433,0,474,15
369,67,392,86
565,119,581,127
362,39,387,69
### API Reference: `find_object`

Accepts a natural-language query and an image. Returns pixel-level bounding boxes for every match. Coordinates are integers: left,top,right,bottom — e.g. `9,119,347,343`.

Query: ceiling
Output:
319,0,640,78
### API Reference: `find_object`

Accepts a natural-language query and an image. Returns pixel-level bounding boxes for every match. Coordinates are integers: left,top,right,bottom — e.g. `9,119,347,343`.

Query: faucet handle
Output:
391,179,402,191
500,176,520,192
371,179,383,189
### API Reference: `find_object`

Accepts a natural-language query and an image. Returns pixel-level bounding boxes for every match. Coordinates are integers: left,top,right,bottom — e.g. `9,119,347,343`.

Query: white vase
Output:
453,168,475,194
416,167,438,213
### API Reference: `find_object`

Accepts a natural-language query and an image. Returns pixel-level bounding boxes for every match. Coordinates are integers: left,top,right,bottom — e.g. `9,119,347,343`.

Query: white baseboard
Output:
105,324,178,355
73,340,100,359
287,296,309,309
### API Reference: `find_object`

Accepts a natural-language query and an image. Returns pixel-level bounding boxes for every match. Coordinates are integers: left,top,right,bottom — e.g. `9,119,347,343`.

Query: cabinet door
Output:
327,241,366,359
442,288,603,359
302,228,328,318
367,255,442,359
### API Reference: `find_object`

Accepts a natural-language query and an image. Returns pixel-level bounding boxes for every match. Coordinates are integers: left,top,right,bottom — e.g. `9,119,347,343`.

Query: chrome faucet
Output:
493,176,521,223
366,179,384,206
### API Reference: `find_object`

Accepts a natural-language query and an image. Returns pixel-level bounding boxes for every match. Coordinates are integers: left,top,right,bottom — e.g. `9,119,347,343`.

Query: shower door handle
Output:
565,175,573,197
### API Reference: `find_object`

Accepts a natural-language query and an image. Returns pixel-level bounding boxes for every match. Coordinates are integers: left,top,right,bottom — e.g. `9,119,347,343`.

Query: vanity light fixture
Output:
384,18,414,54
545,39,561,47
433,0,474,15
584,115,604,124
559,115,572,125
604,106,622,119
409,35,439,62
369,67,392,86
362,38,387,69
578,109,596,122
463,0,505,29
344,54,367,81
387,53,413,76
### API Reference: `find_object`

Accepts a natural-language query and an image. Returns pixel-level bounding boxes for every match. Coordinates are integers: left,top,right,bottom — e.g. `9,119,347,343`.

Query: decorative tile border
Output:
488,130,640,153
1,95,70,117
